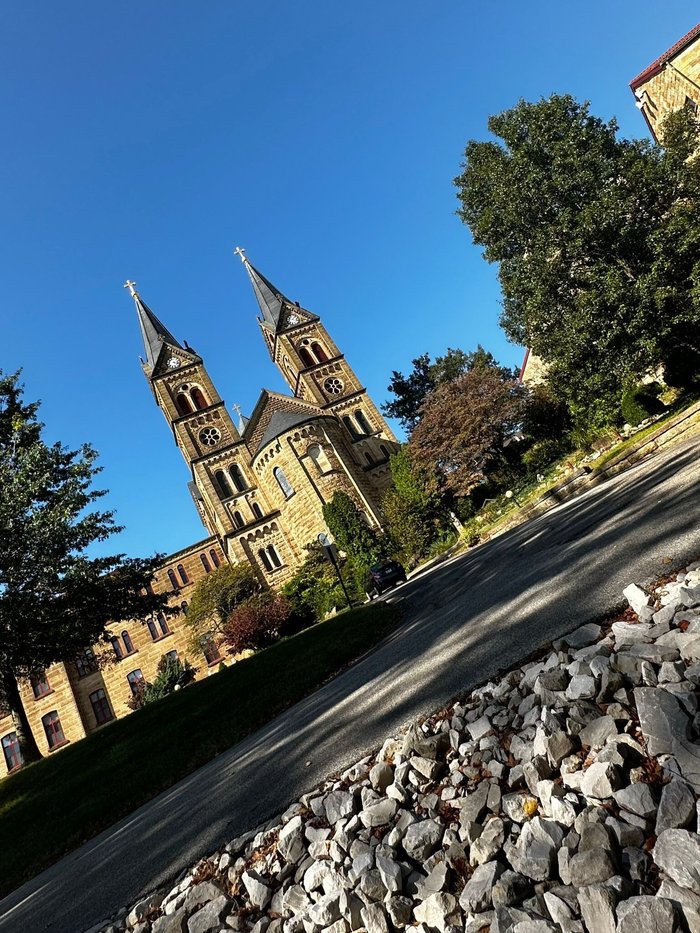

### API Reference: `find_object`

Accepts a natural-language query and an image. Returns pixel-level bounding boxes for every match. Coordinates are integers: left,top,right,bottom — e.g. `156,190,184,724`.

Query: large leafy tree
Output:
381,447,442,563
322,492,386,583
409,366,526,496
455,96,700,427
383,346,511,433
184,563,260,645
0,372,168,764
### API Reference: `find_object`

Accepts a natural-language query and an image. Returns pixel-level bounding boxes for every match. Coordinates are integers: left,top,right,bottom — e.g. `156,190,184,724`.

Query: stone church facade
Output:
0,256,399,776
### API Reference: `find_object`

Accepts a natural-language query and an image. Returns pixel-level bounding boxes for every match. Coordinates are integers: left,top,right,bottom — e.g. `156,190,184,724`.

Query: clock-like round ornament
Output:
167,357,181,369
287,313,300,326
199,427,222,447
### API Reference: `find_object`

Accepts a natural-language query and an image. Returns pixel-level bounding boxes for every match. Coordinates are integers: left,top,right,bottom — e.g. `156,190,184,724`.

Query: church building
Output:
0,254,399,776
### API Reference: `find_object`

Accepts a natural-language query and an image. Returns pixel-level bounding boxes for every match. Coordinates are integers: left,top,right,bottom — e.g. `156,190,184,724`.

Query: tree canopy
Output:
455,95,700,426
383,346,512,433
0,372,168,762
409,365,526,496
184,563,260,644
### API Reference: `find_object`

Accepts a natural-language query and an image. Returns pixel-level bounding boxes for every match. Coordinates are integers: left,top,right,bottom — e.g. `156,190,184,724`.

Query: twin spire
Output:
125,248,301,370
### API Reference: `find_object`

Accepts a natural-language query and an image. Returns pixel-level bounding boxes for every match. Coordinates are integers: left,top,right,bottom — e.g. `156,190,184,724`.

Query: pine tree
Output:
0,372,168,764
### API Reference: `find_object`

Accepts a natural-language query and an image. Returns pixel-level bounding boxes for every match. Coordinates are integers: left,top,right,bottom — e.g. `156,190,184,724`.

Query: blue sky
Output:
1,2,694,558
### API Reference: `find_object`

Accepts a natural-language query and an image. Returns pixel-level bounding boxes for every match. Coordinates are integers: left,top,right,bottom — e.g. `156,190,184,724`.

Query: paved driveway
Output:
1,436,699,933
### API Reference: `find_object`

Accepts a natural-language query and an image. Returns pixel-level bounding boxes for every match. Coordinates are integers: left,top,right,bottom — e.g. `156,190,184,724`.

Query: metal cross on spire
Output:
124,280,138,297
233,246,247,264
232,403,242,416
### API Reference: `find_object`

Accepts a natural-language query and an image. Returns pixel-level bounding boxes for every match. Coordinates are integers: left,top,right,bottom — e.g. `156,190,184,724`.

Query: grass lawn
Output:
0,601,400,899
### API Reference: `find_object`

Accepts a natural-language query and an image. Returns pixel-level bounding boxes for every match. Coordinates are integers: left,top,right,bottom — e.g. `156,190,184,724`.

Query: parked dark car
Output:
366,560,407,598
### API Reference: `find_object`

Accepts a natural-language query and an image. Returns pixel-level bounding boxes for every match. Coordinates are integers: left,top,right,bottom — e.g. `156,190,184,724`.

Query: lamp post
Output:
318,533,353,609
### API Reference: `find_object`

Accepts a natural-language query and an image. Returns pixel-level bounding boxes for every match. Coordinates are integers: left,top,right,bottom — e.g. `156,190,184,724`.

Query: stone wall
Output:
0,536,226,777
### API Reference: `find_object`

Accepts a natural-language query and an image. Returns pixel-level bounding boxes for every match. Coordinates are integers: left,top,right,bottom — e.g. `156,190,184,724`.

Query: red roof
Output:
630,23,700,90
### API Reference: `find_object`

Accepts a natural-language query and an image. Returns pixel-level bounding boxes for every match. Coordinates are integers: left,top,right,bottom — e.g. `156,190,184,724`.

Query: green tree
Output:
383,346,513,432
409,365,527,496
322,492,385,584
185,563,260,650
0,372,168,764
381,447,440,564
454,95,700,427
282,542,361,622
127,654,197,710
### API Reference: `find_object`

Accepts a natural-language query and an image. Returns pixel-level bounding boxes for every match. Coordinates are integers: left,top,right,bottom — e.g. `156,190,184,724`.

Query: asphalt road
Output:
2,435,699,933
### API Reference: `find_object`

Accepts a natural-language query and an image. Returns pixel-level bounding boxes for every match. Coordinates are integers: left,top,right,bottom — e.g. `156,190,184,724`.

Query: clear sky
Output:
1,2,694,559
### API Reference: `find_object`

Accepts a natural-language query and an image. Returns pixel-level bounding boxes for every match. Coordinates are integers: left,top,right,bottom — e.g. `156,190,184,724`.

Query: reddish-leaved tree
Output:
222,594,292,656
409,366,526,496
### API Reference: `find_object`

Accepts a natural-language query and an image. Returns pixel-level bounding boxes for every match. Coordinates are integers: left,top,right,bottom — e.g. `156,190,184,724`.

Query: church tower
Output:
235,250,399,487
125,281,268,565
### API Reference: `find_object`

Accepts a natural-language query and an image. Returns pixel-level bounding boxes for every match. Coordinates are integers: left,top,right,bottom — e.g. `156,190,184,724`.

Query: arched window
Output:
258,548,273,572
156,612,169,636
2,733,22,772
274,466,295,498
200,634,221,665
127,669,145,695
42,711,65,749
177,564,189,585
365,452,375,465
200,553,212,573
380,444,390,459
229,464,246,492
175,394,193,416
311,342,328,363
355,410,372,435
90,689,113,726
232,510,244,529
267,545,282,568
210,549,221,568
146,618,158,640
30,672,51,698
180,601,189,615
190,387,208,410
167,569,179,590
308,444,332,474
298,346,315,368
251,502,263,519
342,416,359,438
122,631,135,654
215,470,233,499
111,637,124,660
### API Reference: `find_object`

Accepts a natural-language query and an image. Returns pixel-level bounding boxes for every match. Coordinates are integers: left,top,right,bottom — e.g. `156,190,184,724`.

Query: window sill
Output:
206,657,224,667
47,739,70,753
150,632,173,644
94,718,114,730
32,689,55,701
115,649,139,662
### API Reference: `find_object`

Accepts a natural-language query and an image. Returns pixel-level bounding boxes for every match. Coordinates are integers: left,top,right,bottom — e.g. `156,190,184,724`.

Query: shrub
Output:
521,438,570,477
222,593,293,656
621,383,665,427
127,655,197,710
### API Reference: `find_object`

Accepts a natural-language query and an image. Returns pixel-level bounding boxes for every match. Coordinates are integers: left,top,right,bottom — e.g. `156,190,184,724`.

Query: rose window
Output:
324,377,344,395
198,427,222,447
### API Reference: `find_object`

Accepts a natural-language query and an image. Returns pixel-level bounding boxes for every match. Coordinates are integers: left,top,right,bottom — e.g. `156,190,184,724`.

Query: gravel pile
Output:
91,561,700,933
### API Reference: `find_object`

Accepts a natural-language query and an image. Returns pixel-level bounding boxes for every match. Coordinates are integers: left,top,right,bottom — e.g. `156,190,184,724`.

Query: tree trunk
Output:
1,665,42,765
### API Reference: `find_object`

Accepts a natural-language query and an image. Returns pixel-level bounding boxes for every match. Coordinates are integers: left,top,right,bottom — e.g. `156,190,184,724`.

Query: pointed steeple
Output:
124,280,183,372
234,248,289,330
234,247,318,334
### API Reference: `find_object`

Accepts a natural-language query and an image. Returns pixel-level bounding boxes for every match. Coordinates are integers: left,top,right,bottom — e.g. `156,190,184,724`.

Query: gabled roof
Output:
242,389,325,455
630,23,700,90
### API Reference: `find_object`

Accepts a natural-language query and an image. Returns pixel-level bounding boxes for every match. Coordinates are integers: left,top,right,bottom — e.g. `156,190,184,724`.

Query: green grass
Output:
0,602,400,899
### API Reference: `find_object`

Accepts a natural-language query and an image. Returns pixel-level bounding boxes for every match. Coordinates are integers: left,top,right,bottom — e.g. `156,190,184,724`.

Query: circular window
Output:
324,377,344,395
198,427,222,447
